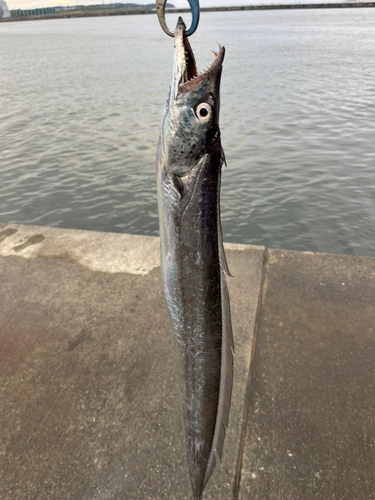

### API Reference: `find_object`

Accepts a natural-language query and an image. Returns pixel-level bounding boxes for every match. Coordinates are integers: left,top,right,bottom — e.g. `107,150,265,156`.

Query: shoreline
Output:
1,2,375,22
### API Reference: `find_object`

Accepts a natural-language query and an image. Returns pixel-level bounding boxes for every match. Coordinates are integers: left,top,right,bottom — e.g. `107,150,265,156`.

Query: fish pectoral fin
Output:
169,172,182,197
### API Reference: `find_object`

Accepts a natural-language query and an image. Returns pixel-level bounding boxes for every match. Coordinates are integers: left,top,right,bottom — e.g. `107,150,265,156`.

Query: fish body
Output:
156,18,233,500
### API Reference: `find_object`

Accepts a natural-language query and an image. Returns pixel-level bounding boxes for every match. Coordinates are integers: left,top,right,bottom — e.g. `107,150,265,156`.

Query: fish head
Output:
160,17,225,177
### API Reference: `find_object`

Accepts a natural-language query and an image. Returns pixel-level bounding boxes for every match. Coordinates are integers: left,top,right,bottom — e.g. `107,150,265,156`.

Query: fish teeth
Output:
209,50,219,58
216,42,223,51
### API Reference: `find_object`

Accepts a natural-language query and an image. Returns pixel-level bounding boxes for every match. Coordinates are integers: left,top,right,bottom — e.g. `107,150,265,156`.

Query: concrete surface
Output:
1,223,375,500
238,249,375,500
0,224,264,500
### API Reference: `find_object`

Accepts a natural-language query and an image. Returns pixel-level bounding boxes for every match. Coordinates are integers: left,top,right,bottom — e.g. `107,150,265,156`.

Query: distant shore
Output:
1,2,375,22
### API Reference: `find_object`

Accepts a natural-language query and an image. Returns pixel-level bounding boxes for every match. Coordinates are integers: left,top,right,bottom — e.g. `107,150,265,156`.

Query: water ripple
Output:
1,10,375,256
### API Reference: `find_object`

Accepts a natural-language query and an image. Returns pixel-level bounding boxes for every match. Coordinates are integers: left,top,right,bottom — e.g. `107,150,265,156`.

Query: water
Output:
1,9,374,257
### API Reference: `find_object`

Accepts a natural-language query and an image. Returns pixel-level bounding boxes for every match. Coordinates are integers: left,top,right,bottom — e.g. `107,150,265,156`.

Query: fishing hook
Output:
156,0,200,37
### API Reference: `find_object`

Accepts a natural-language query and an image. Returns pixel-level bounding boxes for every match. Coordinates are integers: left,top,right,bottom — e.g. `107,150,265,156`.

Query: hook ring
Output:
156,0,200,37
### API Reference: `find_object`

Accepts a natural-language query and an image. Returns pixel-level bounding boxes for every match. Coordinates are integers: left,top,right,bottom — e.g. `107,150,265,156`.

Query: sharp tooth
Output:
216,42,223,51
209,50,218,58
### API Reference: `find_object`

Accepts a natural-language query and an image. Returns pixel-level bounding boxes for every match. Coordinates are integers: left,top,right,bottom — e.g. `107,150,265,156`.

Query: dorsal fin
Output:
217,160,233,277
202,164,234,489
219,218,233,277
203,268,234,488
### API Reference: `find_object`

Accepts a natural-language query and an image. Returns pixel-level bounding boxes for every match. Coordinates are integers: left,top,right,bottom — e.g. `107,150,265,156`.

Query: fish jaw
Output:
159,17,225,179
172,17,225,99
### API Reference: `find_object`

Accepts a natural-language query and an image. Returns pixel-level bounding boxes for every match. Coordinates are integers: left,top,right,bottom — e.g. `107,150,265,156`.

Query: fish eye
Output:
196,103,212,122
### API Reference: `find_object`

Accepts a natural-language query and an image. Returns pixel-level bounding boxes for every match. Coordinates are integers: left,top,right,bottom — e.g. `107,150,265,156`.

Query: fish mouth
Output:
174,16,225,95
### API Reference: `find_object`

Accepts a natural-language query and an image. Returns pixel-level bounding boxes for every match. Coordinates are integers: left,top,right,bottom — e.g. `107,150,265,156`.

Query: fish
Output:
156,17,234,500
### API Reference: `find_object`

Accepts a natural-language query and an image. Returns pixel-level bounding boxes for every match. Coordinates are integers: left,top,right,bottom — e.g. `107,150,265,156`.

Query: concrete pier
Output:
0,223,374,499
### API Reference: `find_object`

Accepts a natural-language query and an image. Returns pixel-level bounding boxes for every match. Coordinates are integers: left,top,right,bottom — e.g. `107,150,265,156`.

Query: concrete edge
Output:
0,223,265,276
0,223,160,275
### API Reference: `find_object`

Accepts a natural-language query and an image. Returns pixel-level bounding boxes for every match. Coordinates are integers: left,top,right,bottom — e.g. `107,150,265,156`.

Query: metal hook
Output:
156,0,200,37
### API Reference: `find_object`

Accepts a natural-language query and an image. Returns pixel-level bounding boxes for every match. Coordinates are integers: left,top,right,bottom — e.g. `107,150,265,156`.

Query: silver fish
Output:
156,18,234,500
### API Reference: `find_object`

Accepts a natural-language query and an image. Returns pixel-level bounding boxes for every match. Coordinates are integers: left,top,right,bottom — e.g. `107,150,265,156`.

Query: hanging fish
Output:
156,17,234,500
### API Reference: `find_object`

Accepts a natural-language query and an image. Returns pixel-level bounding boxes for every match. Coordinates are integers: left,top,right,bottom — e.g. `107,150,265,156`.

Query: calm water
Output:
1,10,374,256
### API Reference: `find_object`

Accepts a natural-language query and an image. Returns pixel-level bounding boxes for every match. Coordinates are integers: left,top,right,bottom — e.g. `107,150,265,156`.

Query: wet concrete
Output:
1,224,374,500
